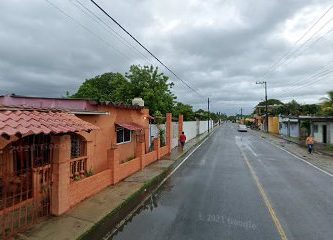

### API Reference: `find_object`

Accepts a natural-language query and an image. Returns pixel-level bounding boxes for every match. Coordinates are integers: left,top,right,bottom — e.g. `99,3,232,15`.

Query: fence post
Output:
108,147,120,184
166,113,172,154
136,142,145,170
178,115,184,145
154,137,161,159
50,135,70,216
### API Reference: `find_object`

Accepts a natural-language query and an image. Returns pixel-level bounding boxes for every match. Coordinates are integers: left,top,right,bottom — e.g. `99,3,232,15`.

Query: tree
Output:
254,99,284,115
71,65,177,116
125,65,176,115
300,104,320,115
194,109,208,120
257,99,283,106
320,91,333,116
285,100,301,116
71,72,130,103
172,102,195,121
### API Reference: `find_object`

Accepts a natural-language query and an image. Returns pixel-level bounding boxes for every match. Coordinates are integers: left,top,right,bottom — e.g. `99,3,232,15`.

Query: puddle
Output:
102,179,175,240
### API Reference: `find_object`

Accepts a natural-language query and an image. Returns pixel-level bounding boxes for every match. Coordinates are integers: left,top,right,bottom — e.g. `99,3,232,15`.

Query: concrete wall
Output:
171,122,179,149
290,122,299,138
268,117,279,134
69,170,111,207
152,120,213,149
313,122,333,144
313,122,323,143
183,121,198,141
279,122,288,136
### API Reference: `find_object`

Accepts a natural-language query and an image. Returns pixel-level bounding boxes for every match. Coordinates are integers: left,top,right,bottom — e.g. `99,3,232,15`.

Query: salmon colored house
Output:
0,95,175,238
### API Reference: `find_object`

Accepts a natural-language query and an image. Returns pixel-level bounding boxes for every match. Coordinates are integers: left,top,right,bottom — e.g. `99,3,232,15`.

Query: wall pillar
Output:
51,135,71,216
166,113,172,154
86,140,94,172
136,142,145,170
196,118,200,136
178,115,184,144
108,147,120,184
154,137,160,159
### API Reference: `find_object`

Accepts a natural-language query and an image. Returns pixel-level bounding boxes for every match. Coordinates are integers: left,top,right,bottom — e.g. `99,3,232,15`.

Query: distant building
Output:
279,116,300,138
299,116,333,144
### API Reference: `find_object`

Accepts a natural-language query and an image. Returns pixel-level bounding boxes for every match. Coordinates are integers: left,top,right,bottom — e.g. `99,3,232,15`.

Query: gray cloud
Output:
0,0,332,115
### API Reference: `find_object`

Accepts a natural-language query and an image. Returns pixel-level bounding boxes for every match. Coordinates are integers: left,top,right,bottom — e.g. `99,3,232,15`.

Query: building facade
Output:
0,95,177,238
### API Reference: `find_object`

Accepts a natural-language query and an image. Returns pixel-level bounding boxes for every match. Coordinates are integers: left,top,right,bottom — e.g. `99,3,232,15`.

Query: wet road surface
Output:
111,124,333,240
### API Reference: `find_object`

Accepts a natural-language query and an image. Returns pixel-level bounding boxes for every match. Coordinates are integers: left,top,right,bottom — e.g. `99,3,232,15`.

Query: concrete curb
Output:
78,127,219,240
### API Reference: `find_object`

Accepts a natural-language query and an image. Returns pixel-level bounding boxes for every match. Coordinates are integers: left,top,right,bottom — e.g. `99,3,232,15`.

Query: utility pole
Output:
208,98,210,133
240,108,243,123
256,81,268,133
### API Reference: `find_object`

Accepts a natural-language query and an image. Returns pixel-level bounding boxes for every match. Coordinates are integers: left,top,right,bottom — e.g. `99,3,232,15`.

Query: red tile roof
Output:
0,109,99,137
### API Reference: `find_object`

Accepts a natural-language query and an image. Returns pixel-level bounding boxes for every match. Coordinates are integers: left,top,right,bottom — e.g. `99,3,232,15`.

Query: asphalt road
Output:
111,123,333,240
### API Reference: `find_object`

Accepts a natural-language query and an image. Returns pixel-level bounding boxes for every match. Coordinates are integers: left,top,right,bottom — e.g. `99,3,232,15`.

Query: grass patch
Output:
325,144,333,152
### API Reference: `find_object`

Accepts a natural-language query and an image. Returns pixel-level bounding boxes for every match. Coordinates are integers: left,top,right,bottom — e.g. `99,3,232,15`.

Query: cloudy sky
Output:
1,0,333,114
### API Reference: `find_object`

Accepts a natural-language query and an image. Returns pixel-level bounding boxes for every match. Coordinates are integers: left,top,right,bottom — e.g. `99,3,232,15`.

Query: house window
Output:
116,127,131,144
71,134,87,159
313,124,318,133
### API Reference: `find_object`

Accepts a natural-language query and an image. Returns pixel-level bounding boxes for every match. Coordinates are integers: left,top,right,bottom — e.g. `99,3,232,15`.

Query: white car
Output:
238,124,248,132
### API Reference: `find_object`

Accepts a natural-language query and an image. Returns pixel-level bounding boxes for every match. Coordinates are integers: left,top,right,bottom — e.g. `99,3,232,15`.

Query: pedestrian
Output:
306,134,314,154
179,131,186,151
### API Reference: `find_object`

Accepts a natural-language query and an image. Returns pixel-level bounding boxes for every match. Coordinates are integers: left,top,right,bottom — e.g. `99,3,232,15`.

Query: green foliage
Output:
257,99,283,106
153,110,164,124
125,65,176,115
85,168,94,177
72,72,130,103
300,120,311,135
255,99,320,116
72,65,176,116
172,102,195,121
320,91,333,116
159,129,166,147
300,104,320,115
71,64,226,121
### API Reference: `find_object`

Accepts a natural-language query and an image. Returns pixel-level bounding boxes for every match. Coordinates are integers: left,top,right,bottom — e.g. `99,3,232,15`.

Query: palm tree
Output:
320,91,333,116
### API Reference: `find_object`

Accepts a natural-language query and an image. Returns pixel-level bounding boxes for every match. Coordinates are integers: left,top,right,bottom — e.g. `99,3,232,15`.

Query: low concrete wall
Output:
69,170,111,207
117,157,141,182
143,151,158,167
160,146,168,157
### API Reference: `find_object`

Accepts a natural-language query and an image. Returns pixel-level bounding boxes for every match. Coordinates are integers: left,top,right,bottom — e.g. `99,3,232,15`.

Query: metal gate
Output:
0,134,53,239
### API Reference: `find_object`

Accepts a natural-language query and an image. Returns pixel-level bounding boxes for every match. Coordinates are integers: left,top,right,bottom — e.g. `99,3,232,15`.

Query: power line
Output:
275,66,333,99
70,0,155,66
274,14,333,70
89,0,203,97
259,4,333,82
273,61,333,98
295,4,333,45
44,0,134,72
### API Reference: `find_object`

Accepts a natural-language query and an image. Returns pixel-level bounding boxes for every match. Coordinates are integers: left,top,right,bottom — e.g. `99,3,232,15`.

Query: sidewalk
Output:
17,130,214,240
279,135,333,157
250,130,333,175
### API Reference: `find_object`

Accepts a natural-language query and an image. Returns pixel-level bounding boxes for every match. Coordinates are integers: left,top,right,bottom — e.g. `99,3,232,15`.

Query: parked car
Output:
238,124,248,132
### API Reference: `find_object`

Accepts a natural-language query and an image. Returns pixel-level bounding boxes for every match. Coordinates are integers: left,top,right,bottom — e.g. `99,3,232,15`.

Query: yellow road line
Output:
239,147,288,240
